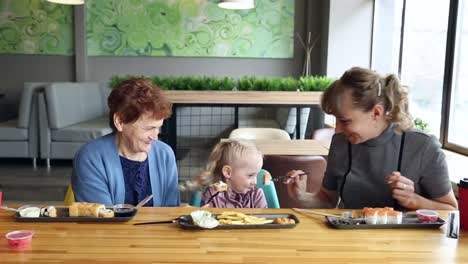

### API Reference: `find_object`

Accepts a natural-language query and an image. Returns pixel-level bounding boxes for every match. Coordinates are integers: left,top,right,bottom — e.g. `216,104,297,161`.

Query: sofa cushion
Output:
18,83,47,128
51,116,112,142
0,119,28,140
46,83,106,129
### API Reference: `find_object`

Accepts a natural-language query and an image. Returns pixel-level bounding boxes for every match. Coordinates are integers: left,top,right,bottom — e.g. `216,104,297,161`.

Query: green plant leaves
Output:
110,75,333,92
414,118,430,132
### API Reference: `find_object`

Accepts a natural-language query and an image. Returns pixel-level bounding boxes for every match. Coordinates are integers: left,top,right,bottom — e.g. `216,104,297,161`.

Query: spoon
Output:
136,194,153,208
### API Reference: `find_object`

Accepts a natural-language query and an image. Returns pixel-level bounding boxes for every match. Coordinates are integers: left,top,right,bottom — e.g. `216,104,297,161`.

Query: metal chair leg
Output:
46,158,50,168
32,158,37,169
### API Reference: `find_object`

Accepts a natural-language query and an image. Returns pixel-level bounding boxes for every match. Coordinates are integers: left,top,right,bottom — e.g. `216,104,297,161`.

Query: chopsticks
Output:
134,219,177,225
292,208,346,219
136,194,153,208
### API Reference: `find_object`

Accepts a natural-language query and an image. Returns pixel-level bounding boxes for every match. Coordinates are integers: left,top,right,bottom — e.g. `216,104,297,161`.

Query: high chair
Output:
189,169,280,208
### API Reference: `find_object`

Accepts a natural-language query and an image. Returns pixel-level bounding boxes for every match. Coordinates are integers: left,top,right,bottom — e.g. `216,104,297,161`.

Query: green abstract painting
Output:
0,0,73,55
87,0,294,58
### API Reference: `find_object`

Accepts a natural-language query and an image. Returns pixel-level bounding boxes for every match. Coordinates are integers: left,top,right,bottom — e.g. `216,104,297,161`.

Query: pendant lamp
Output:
218,0,255,10
46,0,85,5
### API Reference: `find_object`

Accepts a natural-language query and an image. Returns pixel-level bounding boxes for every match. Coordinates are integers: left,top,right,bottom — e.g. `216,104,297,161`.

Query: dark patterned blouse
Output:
119,156,153,207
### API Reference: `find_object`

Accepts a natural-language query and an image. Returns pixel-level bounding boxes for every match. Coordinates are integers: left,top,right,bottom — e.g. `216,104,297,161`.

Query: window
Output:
448,0,468,150
371,0,403,74
373,0,467,155
401,0,450,138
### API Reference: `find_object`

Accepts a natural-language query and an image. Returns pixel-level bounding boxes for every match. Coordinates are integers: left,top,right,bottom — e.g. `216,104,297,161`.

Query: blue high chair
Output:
189,169,280,208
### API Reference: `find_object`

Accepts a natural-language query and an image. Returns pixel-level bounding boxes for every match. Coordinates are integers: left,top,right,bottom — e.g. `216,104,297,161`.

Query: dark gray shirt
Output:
323,124,451,209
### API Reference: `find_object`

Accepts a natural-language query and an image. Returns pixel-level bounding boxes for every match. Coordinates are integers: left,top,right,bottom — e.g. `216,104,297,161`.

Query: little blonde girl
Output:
194,139,267,208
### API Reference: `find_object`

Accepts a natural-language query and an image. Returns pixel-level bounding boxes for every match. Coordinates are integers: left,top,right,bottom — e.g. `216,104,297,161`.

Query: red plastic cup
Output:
5,230,34,249
416,209,439,223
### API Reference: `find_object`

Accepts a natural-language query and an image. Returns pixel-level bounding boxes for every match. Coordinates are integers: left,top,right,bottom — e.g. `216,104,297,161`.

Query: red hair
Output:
107,78,172,131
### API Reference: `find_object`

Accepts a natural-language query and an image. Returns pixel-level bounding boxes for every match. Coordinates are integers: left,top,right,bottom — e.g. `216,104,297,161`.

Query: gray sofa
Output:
0,83,46,167
38,82,112,167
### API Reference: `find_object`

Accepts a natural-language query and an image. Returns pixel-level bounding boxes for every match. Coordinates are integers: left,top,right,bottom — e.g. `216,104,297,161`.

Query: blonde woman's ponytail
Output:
383,74,413,131
321,67,414,132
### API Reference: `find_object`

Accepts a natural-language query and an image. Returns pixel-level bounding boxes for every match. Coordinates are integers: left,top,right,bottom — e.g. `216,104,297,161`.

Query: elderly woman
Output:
72,78,180,207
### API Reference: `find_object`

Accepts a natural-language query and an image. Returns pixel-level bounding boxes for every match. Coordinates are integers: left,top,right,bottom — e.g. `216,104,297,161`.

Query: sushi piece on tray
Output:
327,207,444,229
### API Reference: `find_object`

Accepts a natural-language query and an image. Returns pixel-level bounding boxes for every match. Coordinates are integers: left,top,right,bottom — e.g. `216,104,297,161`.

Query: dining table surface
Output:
221,139,331,156
0,207,465,263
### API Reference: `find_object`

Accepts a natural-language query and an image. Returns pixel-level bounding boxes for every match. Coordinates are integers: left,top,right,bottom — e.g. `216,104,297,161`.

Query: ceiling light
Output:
46,0,85,5
218,0,255,10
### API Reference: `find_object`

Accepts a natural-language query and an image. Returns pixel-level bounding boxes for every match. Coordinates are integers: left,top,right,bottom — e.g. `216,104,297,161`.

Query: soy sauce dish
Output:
112,204,137,217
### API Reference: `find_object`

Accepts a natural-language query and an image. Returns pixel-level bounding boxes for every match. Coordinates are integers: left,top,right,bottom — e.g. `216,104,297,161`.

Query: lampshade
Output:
218,0,255,10
46,0,85,5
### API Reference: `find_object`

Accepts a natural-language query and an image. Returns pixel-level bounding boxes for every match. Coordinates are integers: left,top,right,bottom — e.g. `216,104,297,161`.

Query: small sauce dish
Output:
112,204,137,217
5,230,34,248
416,209,439,223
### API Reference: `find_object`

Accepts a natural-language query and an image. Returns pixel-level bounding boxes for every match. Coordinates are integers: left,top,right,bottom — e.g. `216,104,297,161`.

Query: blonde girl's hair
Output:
321,67,413,131
188,139,263,190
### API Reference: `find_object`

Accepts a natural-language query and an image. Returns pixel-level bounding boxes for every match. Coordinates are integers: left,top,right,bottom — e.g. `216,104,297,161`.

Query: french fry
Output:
216,212,275,225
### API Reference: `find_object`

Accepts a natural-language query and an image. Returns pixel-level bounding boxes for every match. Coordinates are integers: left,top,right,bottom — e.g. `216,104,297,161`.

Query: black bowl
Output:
112,204,138,217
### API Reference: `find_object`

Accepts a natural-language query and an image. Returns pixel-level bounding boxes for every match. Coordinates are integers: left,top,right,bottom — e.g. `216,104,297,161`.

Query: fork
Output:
271,172,309,182
203,191,221,206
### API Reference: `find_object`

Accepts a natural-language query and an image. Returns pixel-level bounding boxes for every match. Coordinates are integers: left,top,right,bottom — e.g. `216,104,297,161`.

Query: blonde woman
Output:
194,139,267,208
286,67,457,210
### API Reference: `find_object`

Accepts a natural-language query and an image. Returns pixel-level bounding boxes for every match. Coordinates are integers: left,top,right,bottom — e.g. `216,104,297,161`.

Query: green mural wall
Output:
0,0,73,55
0,0,294,58
87,0,294,58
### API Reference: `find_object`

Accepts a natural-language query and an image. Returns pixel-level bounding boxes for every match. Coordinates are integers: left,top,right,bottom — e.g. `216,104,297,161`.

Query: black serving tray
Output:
14,207,136,223
178,214,300,230
326,212,445,229
178,213,299,230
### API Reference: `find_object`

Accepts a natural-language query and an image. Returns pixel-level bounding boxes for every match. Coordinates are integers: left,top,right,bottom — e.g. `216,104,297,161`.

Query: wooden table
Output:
163,90,324,156
1,207,465,263
222,139,330,156
164,90,322,105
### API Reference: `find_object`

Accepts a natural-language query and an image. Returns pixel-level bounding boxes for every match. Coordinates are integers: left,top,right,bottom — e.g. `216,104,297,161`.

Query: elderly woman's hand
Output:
387,171,418,209
285,170,308,201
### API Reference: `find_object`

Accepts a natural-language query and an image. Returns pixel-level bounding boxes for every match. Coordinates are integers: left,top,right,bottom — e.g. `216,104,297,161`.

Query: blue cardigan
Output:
72,133,180,207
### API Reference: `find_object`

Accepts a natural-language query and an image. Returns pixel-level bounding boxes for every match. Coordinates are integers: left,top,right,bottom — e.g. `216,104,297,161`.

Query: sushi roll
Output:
376,209,387,224
364,209,378,224
362,207,373,217
387,210,403,224
40,206,57,217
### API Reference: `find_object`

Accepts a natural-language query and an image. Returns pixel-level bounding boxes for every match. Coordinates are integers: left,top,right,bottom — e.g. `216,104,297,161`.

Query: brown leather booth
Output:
263,155,327,208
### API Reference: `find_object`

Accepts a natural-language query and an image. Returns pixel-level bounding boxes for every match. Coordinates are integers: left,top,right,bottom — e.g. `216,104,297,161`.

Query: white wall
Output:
326,0,374,78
